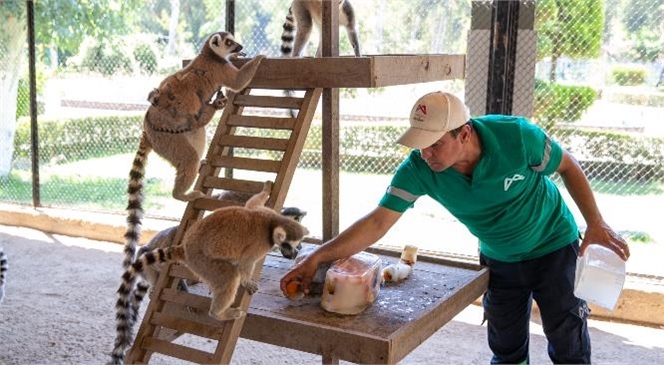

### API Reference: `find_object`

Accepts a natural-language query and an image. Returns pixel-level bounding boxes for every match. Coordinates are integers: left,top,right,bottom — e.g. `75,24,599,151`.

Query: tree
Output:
0,0,140,176
536,0,605,82
621,0,664,63
0,1,28,176
166,0,181,56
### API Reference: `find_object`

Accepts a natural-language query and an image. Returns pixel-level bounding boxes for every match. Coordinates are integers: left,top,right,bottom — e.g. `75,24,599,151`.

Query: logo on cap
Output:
417,104,427,115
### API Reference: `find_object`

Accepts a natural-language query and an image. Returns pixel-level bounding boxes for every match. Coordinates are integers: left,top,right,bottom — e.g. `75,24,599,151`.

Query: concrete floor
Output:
1,224,663,364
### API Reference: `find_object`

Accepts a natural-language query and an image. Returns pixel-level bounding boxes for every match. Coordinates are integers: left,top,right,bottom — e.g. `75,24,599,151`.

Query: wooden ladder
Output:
125,86,322,364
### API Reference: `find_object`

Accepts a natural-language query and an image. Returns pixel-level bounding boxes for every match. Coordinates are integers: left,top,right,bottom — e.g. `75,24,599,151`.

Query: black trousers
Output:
480,241,591,364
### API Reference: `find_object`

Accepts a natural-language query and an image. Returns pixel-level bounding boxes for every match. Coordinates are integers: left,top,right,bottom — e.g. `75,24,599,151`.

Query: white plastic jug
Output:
574,244,626,311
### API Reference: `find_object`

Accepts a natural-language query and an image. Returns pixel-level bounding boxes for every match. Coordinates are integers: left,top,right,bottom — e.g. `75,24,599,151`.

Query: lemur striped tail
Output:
280,6,298,118
0,248,7,304
110,246,184,365
123,133,151,270
280,6,296,57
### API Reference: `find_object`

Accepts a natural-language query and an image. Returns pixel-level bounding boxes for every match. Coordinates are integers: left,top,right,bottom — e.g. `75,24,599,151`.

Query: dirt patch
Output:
1,225,663,364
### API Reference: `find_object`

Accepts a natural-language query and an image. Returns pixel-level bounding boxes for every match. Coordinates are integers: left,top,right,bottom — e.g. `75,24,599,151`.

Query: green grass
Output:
551,176,664,196
0,171,171,211
621,230,655,244
589,179,664,196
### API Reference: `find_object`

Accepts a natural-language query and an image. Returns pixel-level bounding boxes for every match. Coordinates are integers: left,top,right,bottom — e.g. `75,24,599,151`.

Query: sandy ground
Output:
1,224,664,365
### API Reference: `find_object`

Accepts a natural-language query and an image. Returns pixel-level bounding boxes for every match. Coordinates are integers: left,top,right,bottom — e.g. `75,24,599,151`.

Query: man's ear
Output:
460,125,471,143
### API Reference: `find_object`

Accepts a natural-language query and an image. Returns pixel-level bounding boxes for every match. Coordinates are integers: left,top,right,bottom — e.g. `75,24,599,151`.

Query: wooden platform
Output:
131,54,472,364
238,245,488,364
231,54,466,89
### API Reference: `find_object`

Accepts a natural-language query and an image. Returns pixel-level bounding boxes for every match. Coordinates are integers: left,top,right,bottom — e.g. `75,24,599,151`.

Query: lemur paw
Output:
242,280,259,295
147,88,160,106
175,190,205,202
210,307,245,321
211,92,228,110
228,52,247,61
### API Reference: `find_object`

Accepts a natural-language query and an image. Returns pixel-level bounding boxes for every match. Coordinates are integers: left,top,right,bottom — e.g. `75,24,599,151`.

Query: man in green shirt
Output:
281,91,630,364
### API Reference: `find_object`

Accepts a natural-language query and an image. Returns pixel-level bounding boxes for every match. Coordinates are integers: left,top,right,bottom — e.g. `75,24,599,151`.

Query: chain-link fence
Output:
1,0,663,271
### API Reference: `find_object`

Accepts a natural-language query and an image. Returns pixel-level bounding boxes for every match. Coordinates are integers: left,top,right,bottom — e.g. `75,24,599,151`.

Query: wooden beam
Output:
230,54,466,89
321,0,339,58
321,0,340,241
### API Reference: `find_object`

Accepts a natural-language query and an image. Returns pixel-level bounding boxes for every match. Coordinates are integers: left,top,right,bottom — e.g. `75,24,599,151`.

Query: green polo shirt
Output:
380,115,578,262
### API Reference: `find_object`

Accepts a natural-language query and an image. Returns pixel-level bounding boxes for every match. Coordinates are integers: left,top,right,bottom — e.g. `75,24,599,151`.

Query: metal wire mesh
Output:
0,0,662,265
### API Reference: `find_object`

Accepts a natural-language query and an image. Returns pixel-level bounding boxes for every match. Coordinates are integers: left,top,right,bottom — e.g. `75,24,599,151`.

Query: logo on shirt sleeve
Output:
503,174,525,191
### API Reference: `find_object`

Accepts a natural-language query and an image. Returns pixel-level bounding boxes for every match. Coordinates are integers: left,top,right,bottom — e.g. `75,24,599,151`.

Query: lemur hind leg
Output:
197,260,244,321
172,150,204,201
188,90,228,130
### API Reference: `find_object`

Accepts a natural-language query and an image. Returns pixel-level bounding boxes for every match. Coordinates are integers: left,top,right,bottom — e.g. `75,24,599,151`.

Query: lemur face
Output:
278,240,302,260
277,207,307,259
280,207,307,223
209,32,243,59
272,223,308,260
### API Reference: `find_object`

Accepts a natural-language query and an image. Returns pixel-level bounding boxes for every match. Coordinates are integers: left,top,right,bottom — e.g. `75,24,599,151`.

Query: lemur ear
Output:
272,226,287,245
210,33,222,47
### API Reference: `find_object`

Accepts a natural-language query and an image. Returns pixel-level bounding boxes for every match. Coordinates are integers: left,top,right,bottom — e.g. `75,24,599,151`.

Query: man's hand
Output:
581,219,630,261
280,253,320,296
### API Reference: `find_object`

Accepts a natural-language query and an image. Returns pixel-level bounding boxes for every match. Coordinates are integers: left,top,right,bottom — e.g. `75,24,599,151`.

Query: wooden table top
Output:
240,245,489,364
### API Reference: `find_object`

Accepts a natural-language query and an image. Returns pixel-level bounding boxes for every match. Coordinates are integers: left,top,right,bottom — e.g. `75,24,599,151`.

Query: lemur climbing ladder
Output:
125,86,322,364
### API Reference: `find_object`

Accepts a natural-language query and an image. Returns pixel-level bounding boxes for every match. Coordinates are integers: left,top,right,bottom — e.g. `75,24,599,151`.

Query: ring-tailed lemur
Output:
122,31,266,271
280,0,361,58
132,202,306,302
111,190,306,365
109,182,309,365
280,0,361,117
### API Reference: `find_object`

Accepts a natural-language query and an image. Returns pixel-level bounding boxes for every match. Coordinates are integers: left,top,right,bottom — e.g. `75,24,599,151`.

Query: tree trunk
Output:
0,14,27,177
430,5,447,53
549,0,566,83
549,53,558,83
0,72,21,176
166,0,180,56
373,0,385,53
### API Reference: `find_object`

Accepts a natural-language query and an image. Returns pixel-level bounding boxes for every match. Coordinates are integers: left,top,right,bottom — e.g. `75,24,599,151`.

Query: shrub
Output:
13,113,144,164
16,79,29,118
533,80,598,128
133,43,158,75
555,128,664,182
79,38,134,76
610,66,647,86
12,114,663,184
16,72,46,118
606,91,664,107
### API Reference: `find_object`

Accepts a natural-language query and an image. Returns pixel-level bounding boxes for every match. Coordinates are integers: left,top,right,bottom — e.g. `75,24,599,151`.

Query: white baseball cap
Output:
397,91,471,149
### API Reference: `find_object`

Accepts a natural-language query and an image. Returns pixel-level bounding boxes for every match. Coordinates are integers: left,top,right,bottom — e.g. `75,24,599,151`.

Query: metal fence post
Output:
27,0,40,207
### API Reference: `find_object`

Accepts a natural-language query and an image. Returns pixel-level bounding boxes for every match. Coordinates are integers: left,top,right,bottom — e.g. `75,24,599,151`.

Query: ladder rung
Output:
170,264,199,282
209,155,281,172
227,114,296,130
217,135,290,150
233,94,302,109
200,178,266,194
151,311,223,340
161,287,211,312
191,197,237,212
142,337,214,364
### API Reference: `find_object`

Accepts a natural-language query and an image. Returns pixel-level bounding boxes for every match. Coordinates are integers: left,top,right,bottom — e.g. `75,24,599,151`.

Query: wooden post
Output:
486,0,519,114
321,0,340,240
